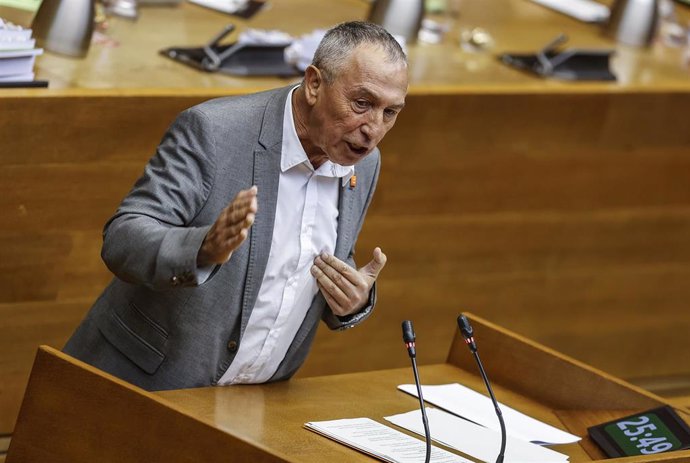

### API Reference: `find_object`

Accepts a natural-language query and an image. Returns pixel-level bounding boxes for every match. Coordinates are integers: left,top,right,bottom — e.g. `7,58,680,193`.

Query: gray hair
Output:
312,21,407,84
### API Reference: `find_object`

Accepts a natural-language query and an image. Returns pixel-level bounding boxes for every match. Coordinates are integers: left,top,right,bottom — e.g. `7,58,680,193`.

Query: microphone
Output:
457,314,507,463
402,320,416,358
401,320,431,463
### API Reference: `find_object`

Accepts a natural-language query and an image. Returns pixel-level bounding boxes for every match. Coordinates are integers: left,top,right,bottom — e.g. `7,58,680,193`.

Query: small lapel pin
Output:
349,175,357,190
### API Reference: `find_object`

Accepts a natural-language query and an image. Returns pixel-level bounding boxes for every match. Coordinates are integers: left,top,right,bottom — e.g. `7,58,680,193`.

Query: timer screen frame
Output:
588,406,690,458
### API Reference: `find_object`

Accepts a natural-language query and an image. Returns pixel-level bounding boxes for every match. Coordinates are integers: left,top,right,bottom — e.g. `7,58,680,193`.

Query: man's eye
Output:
384,108,398,118
354,100,370,110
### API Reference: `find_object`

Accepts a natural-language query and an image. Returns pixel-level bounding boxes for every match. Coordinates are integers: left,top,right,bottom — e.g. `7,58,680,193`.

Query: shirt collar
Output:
281,86,355,185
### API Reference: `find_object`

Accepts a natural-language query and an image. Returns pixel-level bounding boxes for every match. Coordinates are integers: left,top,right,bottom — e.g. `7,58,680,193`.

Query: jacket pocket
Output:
97,302,168,375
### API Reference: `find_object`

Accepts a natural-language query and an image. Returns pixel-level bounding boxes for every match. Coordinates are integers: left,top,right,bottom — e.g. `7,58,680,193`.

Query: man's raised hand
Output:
197,186,257,267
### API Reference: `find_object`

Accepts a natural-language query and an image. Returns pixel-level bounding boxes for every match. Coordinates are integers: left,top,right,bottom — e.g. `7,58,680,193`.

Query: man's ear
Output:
303,65,322,106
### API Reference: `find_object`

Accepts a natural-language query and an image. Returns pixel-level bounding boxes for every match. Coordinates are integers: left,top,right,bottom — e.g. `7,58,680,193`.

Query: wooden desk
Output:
155,364,595,462
8,314,690,462
1,0,689,90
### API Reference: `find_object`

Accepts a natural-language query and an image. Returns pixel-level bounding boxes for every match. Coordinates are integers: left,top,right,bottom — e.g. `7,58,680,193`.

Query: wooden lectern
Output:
7,314,690,462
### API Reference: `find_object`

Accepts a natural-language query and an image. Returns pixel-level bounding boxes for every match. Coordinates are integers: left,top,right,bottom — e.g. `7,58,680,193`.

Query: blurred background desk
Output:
1,0,689,442
1,0,689,88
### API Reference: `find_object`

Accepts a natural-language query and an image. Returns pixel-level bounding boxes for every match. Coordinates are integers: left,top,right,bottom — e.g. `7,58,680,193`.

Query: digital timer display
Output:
588,406,690,458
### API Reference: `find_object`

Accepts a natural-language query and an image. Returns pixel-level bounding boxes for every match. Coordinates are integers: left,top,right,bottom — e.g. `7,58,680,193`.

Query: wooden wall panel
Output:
0,96,202,165
300,92,690,385
0,163,142,230
1,90,689,435
0,301,92,433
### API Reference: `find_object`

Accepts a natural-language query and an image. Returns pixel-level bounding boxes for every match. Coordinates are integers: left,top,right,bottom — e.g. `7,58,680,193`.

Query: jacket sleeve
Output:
101,107,219,291
322,153,381,331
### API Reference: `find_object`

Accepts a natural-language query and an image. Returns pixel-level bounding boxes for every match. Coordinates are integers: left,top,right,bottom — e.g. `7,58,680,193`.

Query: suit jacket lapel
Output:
239,87,291,336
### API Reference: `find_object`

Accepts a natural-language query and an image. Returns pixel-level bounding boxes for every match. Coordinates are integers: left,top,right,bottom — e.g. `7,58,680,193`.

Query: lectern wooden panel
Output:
8,314,690,462
6,346,287,463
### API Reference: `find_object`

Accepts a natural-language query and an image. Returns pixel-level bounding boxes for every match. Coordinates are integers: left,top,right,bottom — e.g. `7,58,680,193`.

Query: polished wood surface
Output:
670,394,690,412
0,435,9,463
156,365,594,462
8,315,690,462
0,300,91,433
446,315,663,411
1,0,690,439
7,346,288,463
156,313,688,463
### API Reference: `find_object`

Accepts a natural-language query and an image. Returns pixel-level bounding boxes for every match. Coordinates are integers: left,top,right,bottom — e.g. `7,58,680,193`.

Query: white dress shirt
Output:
218,88,354,385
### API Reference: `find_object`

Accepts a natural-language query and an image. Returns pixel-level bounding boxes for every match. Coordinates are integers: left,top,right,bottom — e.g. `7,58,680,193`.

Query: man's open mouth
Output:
346,142,368,155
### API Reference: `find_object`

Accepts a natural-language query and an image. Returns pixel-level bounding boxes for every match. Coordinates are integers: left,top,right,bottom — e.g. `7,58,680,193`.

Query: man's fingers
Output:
311,264,350,307
236,185,258,199
359,247,387,278
222,219,252,242
224,228,249,248
197,186,258,267
317,281,347,316
229,186,258,210
316,253,363,287
224,190,258,226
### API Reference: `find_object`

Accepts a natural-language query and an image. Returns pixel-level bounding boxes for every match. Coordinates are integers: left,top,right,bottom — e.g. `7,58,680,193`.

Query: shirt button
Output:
227,340,238,352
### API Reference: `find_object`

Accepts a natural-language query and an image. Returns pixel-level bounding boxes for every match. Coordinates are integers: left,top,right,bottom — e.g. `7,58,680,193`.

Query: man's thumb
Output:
360,247,387,278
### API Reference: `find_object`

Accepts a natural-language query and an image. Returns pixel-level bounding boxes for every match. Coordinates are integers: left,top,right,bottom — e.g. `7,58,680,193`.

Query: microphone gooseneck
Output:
401,320,431,463
457,315,507,463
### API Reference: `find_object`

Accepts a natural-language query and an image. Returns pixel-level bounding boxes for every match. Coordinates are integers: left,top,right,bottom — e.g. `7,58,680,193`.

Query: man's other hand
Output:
311,247,387,317
197,186,258,267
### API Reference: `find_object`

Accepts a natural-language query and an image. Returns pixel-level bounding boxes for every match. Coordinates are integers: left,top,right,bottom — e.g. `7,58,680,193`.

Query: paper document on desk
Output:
188,0,247,13
527,0,609,23
398,383,580,445
386,408,569,463
187,0,267,17
305,417,473,463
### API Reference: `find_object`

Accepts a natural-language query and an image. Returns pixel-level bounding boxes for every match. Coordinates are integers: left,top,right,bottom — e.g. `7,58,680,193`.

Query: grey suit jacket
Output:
64,86,380,391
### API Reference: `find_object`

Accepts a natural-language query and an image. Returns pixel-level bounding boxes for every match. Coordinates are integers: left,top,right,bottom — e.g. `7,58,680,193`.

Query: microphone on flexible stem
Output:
457,314,507,463
402,320,431,463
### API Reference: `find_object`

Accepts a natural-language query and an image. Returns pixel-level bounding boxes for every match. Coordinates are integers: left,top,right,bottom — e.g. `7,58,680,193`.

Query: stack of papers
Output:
187,0,267,18
305,383,581,463
398,383,580,445
0,18,43,83
386,408,569,463
528,0,610,23
305,417,473,463
188,0,249,14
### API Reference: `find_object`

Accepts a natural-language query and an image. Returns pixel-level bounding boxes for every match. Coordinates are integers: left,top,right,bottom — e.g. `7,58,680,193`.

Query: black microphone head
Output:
402,320,416,343
457,314,474,340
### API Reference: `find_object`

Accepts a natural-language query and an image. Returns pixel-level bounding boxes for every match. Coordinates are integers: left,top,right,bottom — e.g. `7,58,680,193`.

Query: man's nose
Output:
361,111,386,141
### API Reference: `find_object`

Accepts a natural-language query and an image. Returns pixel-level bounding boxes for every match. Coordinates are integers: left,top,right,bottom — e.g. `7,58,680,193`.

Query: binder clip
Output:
160,24,300,77
499,34,616,81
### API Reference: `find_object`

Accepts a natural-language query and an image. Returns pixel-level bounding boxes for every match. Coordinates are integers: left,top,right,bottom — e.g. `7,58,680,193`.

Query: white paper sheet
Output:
187,0,248,14
398,383,580,445
305,417,473,463
386,408,569,463
528,0,610,23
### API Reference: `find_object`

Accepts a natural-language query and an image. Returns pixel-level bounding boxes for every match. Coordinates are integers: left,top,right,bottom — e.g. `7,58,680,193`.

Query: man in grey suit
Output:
64,21,409,391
